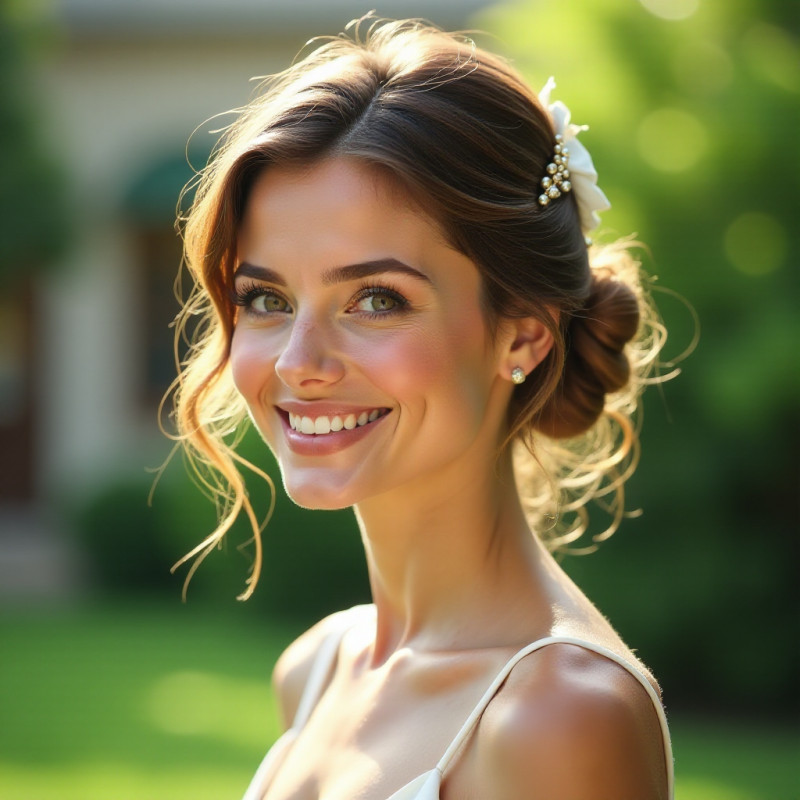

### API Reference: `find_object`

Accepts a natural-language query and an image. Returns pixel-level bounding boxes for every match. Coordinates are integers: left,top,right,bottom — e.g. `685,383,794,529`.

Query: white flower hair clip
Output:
537,77,611,235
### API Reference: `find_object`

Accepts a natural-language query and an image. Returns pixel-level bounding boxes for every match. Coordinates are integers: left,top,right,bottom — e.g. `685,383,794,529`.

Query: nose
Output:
274,313,345,389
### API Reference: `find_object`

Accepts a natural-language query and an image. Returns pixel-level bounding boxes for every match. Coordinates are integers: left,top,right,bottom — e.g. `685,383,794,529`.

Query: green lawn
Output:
0,603,795,799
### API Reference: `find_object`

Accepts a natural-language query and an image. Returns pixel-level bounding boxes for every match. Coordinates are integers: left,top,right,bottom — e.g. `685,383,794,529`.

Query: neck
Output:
354,447,554,661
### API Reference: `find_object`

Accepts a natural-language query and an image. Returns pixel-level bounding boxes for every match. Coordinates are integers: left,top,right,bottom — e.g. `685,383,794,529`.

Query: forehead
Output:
237,157,452,267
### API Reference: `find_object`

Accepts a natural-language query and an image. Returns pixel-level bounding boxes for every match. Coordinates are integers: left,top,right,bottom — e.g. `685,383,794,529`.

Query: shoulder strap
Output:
291,605,371,730
435,635,674,800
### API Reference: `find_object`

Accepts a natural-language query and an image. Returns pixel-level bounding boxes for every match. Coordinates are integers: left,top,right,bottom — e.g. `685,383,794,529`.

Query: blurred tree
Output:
478,0,799,715
0,0,69,286
0,2,69,498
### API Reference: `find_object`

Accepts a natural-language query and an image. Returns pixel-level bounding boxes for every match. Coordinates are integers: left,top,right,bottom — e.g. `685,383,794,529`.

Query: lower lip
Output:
279,412,390,456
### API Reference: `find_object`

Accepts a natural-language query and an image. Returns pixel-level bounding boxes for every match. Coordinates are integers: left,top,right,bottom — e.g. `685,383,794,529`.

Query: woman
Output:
170,17,674,800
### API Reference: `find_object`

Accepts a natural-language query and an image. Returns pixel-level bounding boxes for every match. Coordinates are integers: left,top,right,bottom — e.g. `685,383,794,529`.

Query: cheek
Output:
423,307,498,428
360,310,493,412
229,328,275,402
349,325,451,397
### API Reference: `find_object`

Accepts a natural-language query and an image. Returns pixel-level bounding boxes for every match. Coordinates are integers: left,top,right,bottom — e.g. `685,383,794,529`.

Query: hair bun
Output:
535,274,640,439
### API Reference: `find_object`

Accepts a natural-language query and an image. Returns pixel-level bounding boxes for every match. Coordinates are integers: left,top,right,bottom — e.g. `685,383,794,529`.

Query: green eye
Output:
351,287,407,315
254,293,289,313
367,293,397,312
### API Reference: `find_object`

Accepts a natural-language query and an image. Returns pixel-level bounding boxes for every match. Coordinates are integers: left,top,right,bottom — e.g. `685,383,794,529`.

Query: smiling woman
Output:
229,159,505,509
165,15,676,800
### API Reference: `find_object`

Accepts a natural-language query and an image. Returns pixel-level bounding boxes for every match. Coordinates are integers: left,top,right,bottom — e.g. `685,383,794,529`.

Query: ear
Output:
499,316,555,383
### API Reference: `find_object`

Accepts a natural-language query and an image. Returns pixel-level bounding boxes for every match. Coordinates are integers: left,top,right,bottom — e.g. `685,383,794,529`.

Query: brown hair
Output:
166,17,668,598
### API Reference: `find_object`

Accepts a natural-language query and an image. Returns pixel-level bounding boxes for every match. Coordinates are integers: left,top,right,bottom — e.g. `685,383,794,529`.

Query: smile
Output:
288,409,388,436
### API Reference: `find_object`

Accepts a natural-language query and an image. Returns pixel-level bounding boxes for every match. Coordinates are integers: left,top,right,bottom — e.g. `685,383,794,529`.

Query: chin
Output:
279,471,360,511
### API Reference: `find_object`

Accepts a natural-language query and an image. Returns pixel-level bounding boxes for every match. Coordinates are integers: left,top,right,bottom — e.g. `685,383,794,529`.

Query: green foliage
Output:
478,0,799,715
0,1,69,284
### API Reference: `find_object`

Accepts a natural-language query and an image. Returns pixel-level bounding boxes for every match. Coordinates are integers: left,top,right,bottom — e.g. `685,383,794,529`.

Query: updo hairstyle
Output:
167,17,665,597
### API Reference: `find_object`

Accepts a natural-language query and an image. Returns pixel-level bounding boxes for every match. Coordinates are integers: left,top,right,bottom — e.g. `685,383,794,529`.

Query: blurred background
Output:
0,0,797,798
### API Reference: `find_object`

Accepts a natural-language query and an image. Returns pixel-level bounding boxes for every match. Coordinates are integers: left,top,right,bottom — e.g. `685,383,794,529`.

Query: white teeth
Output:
288,409,384,434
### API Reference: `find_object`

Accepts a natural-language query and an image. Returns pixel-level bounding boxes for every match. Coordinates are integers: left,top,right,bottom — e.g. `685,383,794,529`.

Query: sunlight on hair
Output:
514,240,679,552
724,212,787,277
638,0,699,22
636,108,707,172
158,281,276,601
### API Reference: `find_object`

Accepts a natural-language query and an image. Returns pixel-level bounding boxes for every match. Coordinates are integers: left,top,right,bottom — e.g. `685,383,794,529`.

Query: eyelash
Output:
230,281,284,313
230,281,411,319
349,282,410,318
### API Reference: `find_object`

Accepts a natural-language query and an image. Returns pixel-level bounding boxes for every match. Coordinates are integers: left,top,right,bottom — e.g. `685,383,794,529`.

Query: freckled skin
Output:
231,157,515,510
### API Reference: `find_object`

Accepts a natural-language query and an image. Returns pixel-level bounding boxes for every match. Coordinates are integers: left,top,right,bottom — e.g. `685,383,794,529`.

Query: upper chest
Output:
264,644,516,800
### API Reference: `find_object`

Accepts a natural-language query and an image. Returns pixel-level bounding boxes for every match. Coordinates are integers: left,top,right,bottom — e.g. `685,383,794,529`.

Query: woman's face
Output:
230,157,515,510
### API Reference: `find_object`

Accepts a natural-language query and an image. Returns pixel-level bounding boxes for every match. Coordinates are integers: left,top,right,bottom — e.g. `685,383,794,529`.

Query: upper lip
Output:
277,401,389,418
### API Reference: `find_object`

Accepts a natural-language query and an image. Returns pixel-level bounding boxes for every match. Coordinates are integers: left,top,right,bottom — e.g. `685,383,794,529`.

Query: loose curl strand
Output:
515,239,673,552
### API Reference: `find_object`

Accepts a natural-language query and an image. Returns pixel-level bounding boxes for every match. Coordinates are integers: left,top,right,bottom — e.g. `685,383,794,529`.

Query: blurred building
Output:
1,0,494,597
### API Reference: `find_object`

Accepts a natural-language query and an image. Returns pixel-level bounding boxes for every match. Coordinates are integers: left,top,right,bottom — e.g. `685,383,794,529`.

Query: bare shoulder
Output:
271,608,358,730
474,642,670,800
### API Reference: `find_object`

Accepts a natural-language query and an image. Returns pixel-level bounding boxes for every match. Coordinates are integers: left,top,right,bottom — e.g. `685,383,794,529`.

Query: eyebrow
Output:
234,262,286,285
234,258,432,286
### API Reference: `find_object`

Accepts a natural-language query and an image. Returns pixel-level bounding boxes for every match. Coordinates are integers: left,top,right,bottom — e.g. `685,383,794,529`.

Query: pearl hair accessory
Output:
537,77,611,235
511,366,526,385
537,133,572,208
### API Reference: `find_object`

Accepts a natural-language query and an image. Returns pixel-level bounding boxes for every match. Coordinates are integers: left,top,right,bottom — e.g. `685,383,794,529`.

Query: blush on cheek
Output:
355,330,448,394
229,332,271,400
